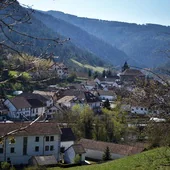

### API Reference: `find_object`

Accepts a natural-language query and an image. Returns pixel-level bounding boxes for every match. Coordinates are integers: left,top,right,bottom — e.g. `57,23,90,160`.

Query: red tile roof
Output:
0,122,60,136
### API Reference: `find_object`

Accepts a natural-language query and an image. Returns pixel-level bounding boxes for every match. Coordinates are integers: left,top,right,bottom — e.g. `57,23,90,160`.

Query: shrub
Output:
1,162,10,170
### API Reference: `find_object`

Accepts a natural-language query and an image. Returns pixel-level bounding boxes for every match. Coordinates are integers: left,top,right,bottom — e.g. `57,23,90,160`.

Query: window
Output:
35,137,39,142
35,146,39,152
46,136,49,141
50,136,54,141
50,145,54,151
0,148,3,154
45,146,49,151
10,147,15,153
46,136,54,141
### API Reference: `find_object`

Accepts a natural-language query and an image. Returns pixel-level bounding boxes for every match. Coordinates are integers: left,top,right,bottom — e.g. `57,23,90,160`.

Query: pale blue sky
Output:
18,0,170,26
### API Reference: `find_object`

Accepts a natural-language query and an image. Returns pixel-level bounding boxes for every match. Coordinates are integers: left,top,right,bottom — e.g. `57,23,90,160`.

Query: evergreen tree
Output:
93,71,98,79
103,146,111,161
102,70,106,78
122,61,129,72
88,69,92,78
103,99,111,110
107,69,112,77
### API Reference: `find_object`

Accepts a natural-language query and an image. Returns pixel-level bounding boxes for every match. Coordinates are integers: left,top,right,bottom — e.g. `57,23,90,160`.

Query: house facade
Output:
0,122,61,165
4,97,31,120
95,90,117,101
131,106,149,114
49,63,68,79
4,97,46,120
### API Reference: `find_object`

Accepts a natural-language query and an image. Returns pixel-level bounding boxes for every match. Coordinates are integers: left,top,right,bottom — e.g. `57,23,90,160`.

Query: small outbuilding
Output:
29,155,58,166
79,138,144,161
64,144,86,164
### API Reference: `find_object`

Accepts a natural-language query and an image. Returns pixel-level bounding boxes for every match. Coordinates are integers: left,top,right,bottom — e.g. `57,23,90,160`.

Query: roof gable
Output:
121,69,144,76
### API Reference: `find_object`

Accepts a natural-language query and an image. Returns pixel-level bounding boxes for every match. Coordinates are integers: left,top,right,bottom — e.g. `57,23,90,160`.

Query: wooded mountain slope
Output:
47,10,170,68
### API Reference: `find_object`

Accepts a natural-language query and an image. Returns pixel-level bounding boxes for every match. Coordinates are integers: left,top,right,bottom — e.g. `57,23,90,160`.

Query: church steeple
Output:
122,61,129,72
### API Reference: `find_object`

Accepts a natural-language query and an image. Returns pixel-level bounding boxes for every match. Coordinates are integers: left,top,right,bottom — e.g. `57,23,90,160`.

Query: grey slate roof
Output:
61,128,76,142
19,92,48,103
31,155,58,166
27,99,45,108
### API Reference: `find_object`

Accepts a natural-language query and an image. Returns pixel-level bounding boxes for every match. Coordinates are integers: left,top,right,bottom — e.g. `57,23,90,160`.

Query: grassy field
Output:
71,59,105,73
48,147,170,170
9,71,31,79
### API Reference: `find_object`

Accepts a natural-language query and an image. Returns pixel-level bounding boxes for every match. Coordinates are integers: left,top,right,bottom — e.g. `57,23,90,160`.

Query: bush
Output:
74,154,81,164
1,162,10,170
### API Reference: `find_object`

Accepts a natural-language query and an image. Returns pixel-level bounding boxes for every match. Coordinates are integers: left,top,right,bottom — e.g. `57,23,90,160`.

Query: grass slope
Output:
71,59,105,73
48,147,170,170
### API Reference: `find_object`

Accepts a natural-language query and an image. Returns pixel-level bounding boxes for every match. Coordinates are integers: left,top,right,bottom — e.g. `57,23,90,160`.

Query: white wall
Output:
131,106,148,114
84,149,124,160
64,147,75,164
99,95,116,101
61,141,74,150
31,107,45,117
46,98,53,107
4,100,17,113
0,134,60,165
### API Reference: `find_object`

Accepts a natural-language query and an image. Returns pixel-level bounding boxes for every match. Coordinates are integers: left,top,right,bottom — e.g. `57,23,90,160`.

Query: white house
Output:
131,106,149,114
95,90,117,101
57,91,101,111
4,97,46,120
79,139,144,161
64,144,86,164
33,90,57,107
49,63,68,79
4,97,31,120
0,122,61,165
57,96,76,108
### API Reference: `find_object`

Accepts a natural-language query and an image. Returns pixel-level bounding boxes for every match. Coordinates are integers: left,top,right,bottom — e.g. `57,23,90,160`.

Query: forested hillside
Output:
33,10,130,66
47,10,170,68
0,2,106,68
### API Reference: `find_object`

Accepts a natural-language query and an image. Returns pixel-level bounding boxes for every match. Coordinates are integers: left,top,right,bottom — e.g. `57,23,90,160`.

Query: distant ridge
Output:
47,10,170,68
